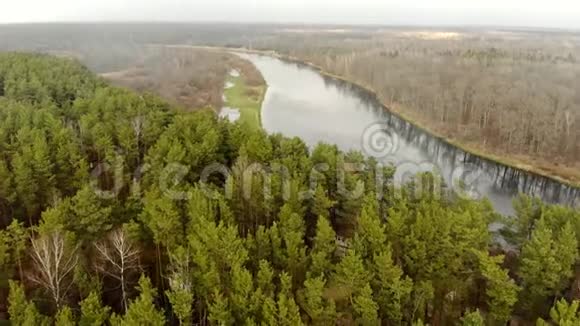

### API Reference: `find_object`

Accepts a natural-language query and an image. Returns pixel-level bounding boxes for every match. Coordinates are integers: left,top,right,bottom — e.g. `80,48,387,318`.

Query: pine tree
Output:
270,222,285,269
187,220,248,320
22,304,50,326
189,219,248,280
38,201,70,234
372,247,412,324
31,131,56,211
243,129,273,163
309,215,336,278
116,275,166,326
208,289,234,326
353,284,379,325
52,127,89,196
251,226,273,265
8,280,48,325
299,275,337,325
0,229,10,274
257,259,275,298
117,122,139,171
352,193,387,261
187,186,217,228
277,275,304,326
332,250,369,300
230,264,254,321
79,291,110,326
0,159,15,205
90,122,116,164
311,185,335,219
0,220,26,281
474,251,519,324
460,310,485,326
518,218,578,315
167,285,194,325
554,222,578,291
70,186,113,241
261,296,278,325
537,299,580,325
55,306,76,326
227,151,273,235
278,204,307,284
8,280,29,325
385,200,408,264
12,149,40,221
140,188,183,250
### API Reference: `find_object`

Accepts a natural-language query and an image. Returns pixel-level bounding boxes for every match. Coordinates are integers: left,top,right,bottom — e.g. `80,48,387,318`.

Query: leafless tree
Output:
29,231,78,309
94,228,141,311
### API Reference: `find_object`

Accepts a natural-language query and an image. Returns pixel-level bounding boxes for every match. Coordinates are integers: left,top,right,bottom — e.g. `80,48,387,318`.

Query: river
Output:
237,53,579,216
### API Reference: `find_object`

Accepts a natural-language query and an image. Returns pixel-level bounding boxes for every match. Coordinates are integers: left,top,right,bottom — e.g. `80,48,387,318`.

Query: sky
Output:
1,0,580,29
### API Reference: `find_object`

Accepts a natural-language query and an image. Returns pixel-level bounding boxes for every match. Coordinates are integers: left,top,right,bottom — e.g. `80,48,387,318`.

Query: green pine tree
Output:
299,275,337,325
309,215,336,278
461,310,485,326
372,247,413,324
55,306,76,326
353,284,379,325
474,250,519,324
332,250,369,300
208,289,234,326
537,299,580,326
79,291,111,326
519,218,578,315
115,275,166,326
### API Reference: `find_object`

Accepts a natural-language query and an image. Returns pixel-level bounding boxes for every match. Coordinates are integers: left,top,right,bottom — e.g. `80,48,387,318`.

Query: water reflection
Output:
238,53,579,215
219,107,240,122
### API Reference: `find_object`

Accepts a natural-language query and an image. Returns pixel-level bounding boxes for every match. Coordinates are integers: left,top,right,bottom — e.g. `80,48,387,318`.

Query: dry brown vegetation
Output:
252,29,580,185
100,46,264,110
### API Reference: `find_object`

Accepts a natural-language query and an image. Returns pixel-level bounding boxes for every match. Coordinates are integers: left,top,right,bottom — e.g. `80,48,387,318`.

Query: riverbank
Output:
223,71,267,130
150,44,580,189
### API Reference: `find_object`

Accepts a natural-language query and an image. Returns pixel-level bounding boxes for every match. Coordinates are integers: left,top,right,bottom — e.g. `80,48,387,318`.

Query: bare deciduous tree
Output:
94,228,141,311
29,231,78,309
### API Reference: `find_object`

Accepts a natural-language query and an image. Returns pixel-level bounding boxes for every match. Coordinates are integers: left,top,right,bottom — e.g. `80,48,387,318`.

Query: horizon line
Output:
0,20,579,33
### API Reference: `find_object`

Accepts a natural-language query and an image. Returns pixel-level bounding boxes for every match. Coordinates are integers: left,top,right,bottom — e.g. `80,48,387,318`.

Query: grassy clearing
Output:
224,74,266,130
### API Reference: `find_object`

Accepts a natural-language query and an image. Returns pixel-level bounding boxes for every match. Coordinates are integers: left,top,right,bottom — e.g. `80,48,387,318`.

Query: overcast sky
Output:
1,0,580,29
